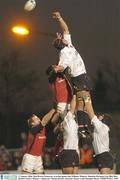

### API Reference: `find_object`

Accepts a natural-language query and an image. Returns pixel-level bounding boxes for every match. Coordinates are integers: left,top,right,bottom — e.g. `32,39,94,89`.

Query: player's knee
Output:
77,91,91,103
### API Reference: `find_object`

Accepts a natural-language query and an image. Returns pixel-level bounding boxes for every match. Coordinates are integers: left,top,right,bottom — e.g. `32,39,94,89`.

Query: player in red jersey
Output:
46,66,72,125
21,109,55,174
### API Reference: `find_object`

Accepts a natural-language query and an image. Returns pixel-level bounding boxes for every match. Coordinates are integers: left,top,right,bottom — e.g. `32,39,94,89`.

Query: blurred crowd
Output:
0,145,23,171
0,132,27,171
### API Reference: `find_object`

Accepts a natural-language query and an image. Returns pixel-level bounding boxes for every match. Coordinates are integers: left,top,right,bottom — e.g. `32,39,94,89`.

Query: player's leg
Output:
21,153,35,173
72,73,93,112
100,168,112,174
73,166,79,174
76,90,95,120
62,167,74,174
95,152,114,175
59,150,79,174
34,156,44,174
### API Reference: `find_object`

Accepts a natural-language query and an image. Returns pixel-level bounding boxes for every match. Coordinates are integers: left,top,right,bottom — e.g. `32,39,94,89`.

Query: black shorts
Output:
94,152,114,171
71,73,93,91
58,149,79,168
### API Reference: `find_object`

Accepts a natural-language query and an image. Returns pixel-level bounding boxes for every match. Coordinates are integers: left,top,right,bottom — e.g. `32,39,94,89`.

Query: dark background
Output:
0,0,120,172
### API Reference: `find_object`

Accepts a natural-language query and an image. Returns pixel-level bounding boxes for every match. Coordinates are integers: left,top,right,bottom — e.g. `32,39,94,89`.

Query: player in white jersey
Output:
52,11,93,123
83,97,114,174
54,95,79,174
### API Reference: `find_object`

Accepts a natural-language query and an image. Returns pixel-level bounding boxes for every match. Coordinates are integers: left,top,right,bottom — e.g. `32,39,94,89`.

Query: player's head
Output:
97,113,112,128
28,114,41,128
53,33,68,50
77,110,90,126
46,65,57,83
53,38,68,50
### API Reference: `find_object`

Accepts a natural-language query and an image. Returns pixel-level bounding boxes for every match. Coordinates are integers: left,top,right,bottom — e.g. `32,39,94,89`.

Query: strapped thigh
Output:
76,90,91,103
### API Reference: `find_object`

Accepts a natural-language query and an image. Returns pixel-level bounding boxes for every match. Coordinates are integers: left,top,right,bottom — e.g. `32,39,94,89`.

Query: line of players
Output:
21,12,114,174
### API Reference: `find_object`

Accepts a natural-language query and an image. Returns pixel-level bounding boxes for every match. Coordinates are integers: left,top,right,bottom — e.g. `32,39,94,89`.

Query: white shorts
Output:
21,153,44,173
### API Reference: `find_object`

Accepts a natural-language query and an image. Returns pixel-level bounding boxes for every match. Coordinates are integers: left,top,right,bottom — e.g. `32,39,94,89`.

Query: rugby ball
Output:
24,0,36,11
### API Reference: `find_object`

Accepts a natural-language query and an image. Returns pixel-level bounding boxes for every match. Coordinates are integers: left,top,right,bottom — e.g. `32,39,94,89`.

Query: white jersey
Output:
91,115,110,155
58,34,86,77
61,111,79,151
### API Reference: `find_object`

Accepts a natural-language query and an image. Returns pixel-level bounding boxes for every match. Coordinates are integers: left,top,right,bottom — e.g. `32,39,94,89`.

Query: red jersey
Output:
26,128,46,156
49,76,72,103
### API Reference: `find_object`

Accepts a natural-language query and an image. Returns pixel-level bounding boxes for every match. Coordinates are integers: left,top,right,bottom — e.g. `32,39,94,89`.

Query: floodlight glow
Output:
12,26,30,36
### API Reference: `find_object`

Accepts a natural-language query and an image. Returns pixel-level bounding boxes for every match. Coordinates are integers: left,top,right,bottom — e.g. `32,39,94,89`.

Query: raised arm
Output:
52,12,69,34
84,98,95,120
41,108,56,126
70,95,77,114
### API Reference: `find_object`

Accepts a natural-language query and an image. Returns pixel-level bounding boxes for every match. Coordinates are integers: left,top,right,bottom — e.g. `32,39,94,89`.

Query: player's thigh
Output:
100,168,112,174
34,156,44,174
62,167,74,174
21,153,36,173
73,166,79,174
76,90,91,102
59,150,79,170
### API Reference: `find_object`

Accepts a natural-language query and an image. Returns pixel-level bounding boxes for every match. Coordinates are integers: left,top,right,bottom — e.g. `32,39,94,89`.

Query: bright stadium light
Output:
12,26,30,36
11,24,55,38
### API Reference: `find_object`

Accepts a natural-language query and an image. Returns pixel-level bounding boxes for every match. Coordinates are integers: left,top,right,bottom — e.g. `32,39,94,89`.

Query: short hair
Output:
53,38,62,48
27,114,39,128
97,113,112,128
53,38,66,50
102,113,112,128
27,117,33,127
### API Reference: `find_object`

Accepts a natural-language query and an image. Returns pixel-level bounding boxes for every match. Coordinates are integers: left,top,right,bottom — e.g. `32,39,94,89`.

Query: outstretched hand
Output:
56,32,62,39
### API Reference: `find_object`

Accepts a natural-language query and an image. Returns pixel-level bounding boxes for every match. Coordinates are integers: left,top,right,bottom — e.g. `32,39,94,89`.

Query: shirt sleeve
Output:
58,51,69,69
64,111,72,122
66,111,73,119
91,115,109,133
64,111,75,124
63,34,72,46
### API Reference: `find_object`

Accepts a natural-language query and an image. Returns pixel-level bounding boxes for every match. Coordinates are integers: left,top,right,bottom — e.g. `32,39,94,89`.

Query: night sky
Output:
0,0,120,147
0,0,120,78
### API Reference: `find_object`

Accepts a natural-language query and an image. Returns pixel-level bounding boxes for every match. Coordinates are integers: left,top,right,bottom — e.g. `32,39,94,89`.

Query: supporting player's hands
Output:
52,65,65,73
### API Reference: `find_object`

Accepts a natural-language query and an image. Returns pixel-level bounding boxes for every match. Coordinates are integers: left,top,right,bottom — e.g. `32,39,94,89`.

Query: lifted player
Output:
46,65,72,124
